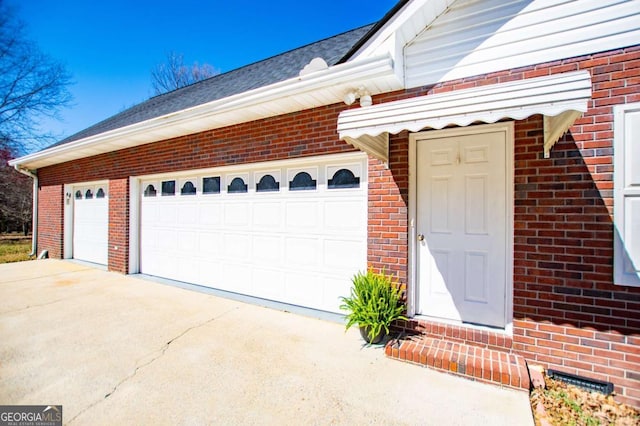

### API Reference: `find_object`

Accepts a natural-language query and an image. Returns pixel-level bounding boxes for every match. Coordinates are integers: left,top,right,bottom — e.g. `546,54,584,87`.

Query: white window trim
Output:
613,102,640,287
178,177,198,195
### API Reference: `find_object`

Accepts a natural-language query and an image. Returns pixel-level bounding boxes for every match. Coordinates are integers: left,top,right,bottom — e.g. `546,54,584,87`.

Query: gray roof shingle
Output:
51,24,375,148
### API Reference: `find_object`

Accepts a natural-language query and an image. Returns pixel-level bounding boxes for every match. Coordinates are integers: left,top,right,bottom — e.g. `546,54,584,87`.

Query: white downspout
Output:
13,165,38,257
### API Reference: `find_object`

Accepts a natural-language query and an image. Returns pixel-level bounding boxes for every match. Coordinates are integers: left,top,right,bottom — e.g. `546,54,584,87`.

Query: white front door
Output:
415,126,510,328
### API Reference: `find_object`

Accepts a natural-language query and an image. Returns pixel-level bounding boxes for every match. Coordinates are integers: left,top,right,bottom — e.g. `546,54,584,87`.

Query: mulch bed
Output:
530,374,639,425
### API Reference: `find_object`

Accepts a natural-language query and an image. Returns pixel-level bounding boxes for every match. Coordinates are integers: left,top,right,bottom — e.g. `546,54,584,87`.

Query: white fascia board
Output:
350,0,456,60
10,54,398,170
162,54,397,125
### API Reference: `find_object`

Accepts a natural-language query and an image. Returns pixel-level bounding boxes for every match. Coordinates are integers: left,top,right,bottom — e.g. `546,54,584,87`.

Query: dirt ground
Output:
530,374,639,425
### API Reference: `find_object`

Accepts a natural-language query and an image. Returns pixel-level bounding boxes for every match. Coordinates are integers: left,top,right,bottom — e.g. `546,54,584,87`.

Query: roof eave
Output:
337,0,411,64
10,54,401,171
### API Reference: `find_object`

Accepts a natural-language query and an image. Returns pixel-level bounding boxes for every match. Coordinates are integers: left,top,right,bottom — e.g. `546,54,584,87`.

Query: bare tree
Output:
0,0,73,155
151,51,218,95
0,148,31,234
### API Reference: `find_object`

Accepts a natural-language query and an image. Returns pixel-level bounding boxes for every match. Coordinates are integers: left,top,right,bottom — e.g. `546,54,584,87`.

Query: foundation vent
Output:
547,369,614,395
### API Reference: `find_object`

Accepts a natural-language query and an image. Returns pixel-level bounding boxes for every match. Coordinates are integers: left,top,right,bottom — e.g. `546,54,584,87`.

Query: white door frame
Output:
408,123,514,331
63,180,110,262
129,177,140,274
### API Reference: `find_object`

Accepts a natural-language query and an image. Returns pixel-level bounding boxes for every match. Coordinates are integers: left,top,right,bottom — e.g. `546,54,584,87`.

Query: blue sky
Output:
14,0,397,148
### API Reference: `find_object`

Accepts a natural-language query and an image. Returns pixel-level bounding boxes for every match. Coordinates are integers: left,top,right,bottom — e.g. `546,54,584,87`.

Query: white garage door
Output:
139,155,367,313
73,183,109,265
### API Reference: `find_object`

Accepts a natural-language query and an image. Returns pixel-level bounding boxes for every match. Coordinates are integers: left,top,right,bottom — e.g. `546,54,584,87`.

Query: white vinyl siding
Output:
614,103,640,287
404,0,640,88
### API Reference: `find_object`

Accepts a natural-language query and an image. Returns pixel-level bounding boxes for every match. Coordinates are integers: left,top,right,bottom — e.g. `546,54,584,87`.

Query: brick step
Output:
385,335,530,391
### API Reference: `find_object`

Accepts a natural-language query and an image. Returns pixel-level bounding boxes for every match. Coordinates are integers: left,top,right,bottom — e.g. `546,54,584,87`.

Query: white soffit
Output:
10,54,401,170
338,70,592,162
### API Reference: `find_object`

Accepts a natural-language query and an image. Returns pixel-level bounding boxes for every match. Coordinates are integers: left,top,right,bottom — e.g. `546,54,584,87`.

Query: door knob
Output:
417,234,424,241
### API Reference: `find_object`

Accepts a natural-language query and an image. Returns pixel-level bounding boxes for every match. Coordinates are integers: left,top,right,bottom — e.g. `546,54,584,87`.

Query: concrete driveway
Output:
0,260,533,425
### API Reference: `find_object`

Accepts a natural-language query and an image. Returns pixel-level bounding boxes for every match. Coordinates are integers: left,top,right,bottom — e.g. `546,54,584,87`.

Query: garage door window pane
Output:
144,184,157,197
96,188,106,198
256,174,279,192
289,172,316,191
328,168,360,189
162,180,176,196
181,181,196,195
228,177,247,193
85,189,93,199
75,190,83,199
203,177,220,194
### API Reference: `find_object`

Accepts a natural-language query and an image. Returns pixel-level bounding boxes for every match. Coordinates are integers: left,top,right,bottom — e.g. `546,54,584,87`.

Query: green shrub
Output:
340,268,407,342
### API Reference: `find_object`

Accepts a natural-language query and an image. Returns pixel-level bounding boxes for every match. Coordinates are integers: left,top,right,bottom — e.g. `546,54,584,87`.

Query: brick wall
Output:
38,104,357,186
512,115,640,406
367,131,409,286
37,103,358,271
108,178,129,273
35,44,640,405
37,184,63,259
369,45,640,406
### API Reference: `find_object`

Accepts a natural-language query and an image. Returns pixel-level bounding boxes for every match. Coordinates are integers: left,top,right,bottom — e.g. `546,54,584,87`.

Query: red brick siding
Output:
37,184,63,259
108,178,129,273
37,103,358,271
38,104,356,186
512,115,640,406
367,131,409,286
510,48,639,406
373,45,640,406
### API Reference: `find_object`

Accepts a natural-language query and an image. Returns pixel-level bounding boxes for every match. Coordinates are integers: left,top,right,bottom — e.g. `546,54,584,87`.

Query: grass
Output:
0,235,33,264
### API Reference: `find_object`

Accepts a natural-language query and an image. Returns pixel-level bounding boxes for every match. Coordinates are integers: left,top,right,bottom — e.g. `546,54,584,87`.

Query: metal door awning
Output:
337,71,592,163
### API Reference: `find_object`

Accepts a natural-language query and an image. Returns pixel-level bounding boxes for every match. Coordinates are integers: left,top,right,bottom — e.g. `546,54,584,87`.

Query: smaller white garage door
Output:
139,154,368,313
73,184,109,265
